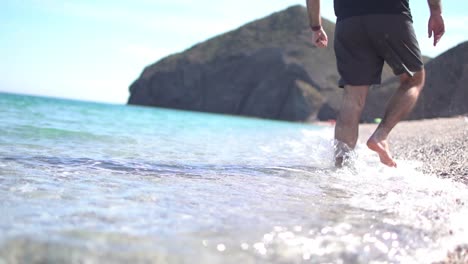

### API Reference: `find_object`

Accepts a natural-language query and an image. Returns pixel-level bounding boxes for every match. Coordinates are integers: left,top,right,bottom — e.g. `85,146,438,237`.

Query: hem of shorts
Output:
394,65,424,77
338,82,381,88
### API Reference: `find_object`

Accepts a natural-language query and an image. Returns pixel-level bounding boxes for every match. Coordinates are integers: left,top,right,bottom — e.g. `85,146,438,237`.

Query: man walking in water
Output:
306,0,445,167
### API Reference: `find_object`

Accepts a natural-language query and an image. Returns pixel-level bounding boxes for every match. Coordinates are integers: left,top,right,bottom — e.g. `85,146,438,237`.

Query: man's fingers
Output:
314,36,323,47
434,32,444,46
316,40,325,48
315,36,324,44
315,41,326,48
318,38,328,48
434,34,440,46
433,27,444,46
312,31,328,48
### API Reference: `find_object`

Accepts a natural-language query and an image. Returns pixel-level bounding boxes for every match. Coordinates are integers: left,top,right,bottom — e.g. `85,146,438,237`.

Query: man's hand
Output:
428,13,445,46
313,28,328,48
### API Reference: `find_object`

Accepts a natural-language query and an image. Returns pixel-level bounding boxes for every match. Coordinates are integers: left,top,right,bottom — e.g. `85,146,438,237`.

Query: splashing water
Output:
0,93,467,263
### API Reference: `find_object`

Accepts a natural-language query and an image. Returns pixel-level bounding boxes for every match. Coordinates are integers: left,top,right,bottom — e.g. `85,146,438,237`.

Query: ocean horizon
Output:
1,92,467,263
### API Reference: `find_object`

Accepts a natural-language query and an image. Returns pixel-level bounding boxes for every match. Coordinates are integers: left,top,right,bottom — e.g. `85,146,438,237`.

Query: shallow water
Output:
1,92,467,263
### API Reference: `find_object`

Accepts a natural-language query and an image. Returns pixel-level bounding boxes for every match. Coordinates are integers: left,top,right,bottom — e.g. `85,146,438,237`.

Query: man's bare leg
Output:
367,70,425,167
335,85,369,166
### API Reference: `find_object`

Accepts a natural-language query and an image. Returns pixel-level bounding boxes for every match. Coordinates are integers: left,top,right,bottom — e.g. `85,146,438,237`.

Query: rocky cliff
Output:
128,5,466,122
129,48,324,120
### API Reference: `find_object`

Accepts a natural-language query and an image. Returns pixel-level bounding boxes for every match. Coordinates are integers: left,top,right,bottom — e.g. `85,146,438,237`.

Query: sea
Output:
1,92,467,264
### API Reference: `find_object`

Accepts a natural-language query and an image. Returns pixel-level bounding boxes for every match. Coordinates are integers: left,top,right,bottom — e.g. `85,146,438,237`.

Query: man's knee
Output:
400,69,425,90
342,85,369,110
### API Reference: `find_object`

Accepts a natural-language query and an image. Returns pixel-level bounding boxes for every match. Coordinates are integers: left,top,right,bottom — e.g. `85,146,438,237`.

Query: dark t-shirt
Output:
334,0,412,21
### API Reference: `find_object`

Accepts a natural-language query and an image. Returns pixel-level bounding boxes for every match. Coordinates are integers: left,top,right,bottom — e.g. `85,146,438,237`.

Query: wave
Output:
0,154,324,178
8,125,116,143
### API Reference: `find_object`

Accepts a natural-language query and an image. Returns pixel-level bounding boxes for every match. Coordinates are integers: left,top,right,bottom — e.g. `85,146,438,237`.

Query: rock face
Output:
128,5,352,121
129,48,324,121
362,41,468,122
128,5,466,122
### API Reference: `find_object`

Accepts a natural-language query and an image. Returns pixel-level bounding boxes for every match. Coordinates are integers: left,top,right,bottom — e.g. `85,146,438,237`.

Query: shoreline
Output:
313,116,467,183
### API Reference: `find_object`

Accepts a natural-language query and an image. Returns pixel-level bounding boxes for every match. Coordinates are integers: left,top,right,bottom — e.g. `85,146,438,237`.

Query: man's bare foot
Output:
335,156,343,168
367,136,397,167
334,140,352,168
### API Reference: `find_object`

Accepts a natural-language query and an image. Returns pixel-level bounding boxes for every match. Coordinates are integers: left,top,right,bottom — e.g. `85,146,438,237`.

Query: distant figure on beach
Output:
306,0,445,167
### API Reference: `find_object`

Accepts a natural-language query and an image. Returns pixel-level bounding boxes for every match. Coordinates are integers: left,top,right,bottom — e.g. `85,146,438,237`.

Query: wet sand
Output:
359,116,468,184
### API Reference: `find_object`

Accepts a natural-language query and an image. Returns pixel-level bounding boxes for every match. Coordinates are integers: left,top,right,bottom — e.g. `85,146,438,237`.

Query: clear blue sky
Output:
1,0,466,104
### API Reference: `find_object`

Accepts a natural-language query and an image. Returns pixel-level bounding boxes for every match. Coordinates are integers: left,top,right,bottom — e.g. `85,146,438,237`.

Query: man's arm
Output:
306,0,328,48
306,0,322,29
427,0,445,46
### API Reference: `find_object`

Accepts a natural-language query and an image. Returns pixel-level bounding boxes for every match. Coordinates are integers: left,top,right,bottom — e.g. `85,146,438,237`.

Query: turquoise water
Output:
1,92,467,263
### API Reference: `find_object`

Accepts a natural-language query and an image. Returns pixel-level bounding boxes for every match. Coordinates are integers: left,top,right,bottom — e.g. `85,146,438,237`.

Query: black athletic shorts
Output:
334,14,424,88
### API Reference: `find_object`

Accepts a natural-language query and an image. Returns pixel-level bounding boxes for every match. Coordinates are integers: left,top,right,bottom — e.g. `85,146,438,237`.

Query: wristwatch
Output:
310,25,322,32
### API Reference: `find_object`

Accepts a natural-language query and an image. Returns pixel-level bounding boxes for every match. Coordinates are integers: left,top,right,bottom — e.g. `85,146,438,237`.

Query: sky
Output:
1,0,467,104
